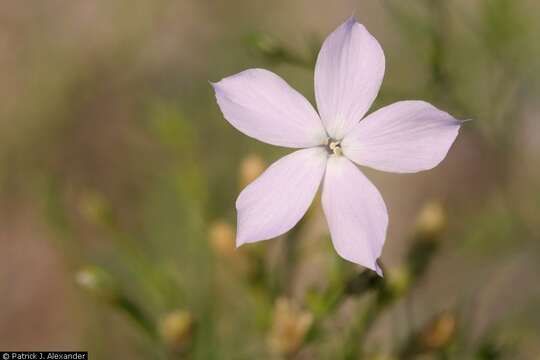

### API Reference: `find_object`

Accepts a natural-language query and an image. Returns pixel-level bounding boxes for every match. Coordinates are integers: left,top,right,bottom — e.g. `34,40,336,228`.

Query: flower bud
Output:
415,200,447,240
268,298,313,356
419,311,456,351
239,154,266,188
406,201,447,279
402,311,457,357
248,33,285,60
75,266,119,303
159,310,194,349
384,266,412,299
209,220,236,258
78,190,114,227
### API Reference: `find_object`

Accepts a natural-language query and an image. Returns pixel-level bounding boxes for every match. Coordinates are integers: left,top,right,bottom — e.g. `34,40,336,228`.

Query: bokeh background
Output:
1,0,539,359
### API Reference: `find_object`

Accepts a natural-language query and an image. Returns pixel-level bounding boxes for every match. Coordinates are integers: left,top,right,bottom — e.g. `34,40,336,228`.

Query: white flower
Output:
211,18,462,275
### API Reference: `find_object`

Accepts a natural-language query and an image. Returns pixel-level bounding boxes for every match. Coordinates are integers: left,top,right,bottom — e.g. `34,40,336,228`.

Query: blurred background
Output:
1,0,539,359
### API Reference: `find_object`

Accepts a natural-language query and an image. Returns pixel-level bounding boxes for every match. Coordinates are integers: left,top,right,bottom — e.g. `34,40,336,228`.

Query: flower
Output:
211,17,462,275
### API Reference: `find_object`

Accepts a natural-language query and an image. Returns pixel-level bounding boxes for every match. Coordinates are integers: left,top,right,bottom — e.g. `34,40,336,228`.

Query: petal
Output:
341,101,462,173
322,156,387,274
236,147,327,245
314,17,385,140
212,69,327,148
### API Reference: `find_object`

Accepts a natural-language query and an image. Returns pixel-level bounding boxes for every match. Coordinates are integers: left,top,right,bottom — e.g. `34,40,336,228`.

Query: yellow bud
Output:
159,310,194,349
209,220,236,258
419,311,456,350
78,190,113,226
239,154,266,188
268,298,313,356
386,266,412,297
415,201,447,239
75,266,118,303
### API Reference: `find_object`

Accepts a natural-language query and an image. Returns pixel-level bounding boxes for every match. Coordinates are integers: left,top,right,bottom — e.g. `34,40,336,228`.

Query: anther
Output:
327,139,343,156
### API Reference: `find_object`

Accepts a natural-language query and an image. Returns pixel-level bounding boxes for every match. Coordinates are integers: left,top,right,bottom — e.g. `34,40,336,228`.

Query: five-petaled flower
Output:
211,17,462,275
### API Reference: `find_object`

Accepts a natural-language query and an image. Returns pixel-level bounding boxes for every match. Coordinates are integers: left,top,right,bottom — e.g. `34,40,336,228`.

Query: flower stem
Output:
342,297,384,360
116,295,159,340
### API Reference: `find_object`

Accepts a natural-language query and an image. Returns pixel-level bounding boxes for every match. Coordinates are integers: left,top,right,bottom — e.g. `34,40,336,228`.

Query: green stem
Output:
117,295,159,340
280,213,310,296
343,299,384,360
304,284,347,343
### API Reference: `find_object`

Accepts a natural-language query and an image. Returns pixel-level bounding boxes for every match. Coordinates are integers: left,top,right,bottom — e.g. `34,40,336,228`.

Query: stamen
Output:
327,139,343,156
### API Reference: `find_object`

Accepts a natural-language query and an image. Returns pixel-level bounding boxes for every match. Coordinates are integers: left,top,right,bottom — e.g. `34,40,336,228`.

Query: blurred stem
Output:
248,32,315,69
278,208,314,296
425,0,528,235
382,0,434,42
304,281,347,343
305,265,385,346
99,210,183,306
41,178,83,264
281,52,314,69
282,220,303,295
428,0,451,103
427,0,473,116
117,294,159,340
342,298,384,360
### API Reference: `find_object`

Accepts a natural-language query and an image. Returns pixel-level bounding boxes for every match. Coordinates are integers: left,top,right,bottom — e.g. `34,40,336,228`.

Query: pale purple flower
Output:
211,18,461,275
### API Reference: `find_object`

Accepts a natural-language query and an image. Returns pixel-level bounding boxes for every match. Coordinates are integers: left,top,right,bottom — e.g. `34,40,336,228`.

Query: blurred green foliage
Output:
1,0,539,359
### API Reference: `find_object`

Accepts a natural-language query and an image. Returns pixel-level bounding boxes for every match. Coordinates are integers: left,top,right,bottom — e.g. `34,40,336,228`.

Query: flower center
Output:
326,139,343,156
